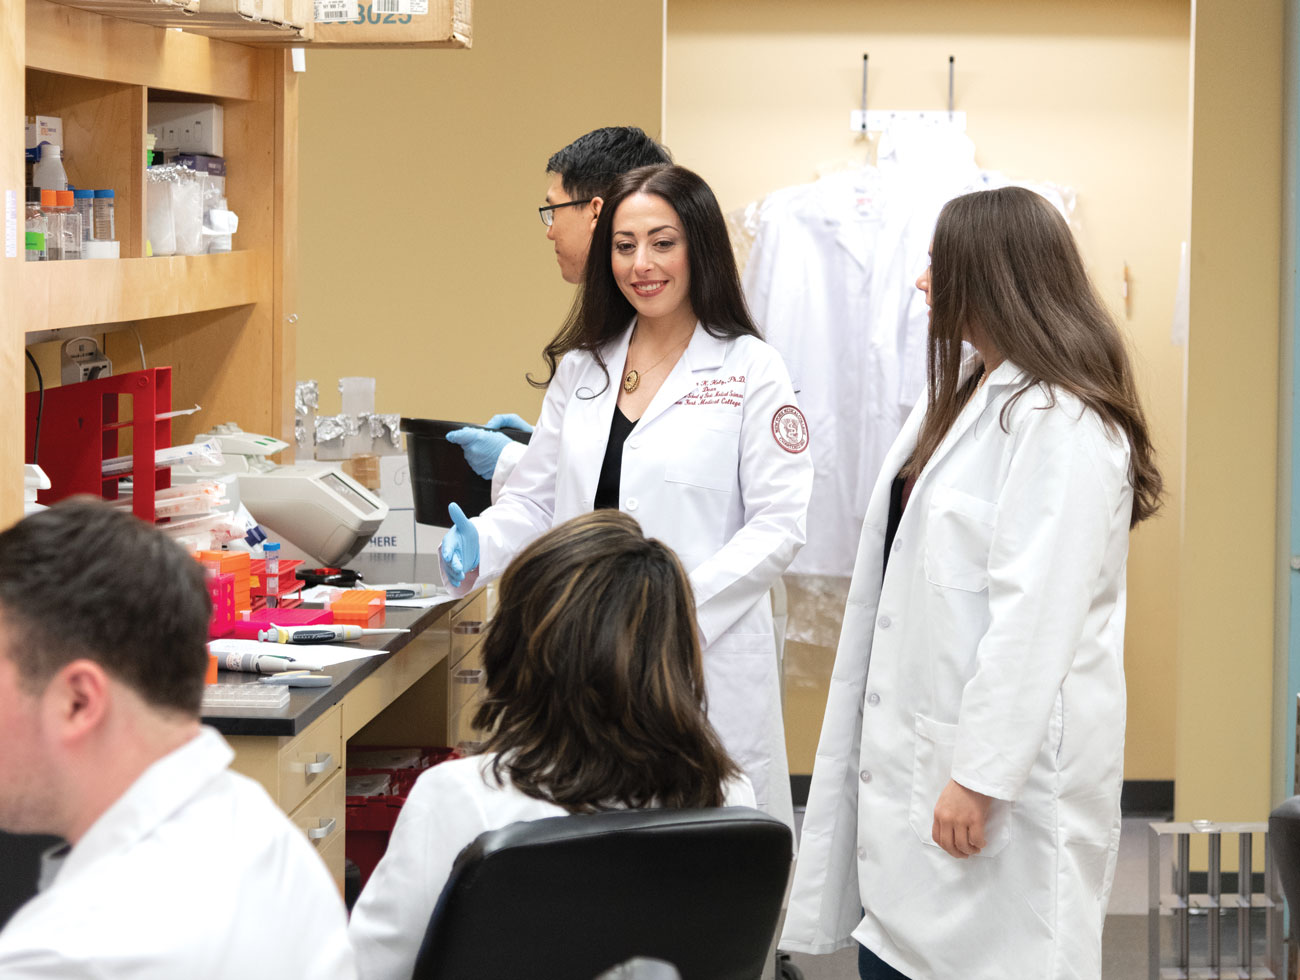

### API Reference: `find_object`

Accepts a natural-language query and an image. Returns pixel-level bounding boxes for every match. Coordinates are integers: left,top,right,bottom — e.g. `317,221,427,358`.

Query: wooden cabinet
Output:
6,0,472,523
219,590,486,888
7,0,298,522
226,705,346,885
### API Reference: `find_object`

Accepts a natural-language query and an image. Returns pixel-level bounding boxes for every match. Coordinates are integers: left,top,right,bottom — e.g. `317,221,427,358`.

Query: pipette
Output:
366,583,445,600
257,624,411,645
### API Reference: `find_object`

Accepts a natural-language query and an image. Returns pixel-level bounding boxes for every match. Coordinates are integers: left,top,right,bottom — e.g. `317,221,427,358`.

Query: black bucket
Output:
400,418,532,525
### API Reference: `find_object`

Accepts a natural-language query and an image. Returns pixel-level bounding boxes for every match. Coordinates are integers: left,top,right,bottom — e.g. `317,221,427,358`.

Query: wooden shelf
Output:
23,252,267,334
26,0,261,99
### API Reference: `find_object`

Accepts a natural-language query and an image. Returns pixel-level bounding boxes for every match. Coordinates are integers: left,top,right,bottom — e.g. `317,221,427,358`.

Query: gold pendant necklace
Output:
623,336,689,394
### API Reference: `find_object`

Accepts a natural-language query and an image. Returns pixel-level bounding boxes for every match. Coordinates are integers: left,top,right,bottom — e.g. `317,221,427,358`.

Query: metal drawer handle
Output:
307,817,337,841
453,620,484,635
453,668,484,684
304,752,334,775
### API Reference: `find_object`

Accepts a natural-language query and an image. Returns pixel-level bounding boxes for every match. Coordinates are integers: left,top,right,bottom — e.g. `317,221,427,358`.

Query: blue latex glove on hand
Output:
445,414,535,480
446,427,512,480
483,413,534,434
439,502,480,587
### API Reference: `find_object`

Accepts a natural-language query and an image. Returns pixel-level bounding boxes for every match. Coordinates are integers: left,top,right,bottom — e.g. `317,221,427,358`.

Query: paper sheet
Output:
209,637,385,669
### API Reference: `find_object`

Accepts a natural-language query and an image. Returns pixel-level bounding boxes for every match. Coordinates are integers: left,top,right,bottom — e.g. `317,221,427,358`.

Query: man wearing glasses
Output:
448,126,671,495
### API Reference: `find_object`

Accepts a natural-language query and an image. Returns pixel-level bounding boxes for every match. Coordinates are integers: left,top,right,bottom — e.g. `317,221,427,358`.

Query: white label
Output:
4,190,16,259
313,0,356,21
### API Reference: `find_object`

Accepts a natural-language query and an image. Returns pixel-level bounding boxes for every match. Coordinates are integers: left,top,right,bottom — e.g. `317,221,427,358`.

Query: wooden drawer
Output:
449,620,485,671
449,685,487,752
317,823,347,895
289,766,346,855
449,661,485,717
227,703,342,813
279,705,343,813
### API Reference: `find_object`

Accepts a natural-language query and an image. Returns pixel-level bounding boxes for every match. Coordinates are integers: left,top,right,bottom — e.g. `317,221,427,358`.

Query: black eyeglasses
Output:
538,199,593,227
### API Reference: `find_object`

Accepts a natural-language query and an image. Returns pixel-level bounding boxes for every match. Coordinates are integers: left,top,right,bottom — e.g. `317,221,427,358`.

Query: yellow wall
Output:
665,0,1191,780
1177,0,1284,822
296,0,664,422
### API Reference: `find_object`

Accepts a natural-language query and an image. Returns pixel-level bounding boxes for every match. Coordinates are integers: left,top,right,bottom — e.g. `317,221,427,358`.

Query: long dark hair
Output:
530,164,761,390
473,510,740,811
902,187,1162,526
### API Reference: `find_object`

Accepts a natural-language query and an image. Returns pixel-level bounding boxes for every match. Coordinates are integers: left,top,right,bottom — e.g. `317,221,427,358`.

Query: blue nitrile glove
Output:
439,502,480,587
446,426,512,480
483,413,535,434
446,414,536,479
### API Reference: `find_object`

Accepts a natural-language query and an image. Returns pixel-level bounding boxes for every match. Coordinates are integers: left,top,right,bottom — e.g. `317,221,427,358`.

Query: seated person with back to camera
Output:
347,509,755,980
0,497,356,979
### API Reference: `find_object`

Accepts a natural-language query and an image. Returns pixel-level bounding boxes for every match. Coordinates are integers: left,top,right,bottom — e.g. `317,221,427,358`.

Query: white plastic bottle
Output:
32,143,67,191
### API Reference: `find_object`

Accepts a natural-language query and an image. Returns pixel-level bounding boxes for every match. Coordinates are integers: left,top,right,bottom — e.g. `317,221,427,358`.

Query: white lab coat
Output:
782,360,1133,980
490,438,526,503
744,128,983,576
447,322,812,824
349,754,755,980
0,727,356,979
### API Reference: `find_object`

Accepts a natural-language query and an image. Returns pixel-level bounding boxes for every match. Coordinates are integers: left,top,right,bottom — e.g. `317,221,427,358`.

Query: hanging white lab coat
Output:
349,754,756,980
782,360,1133,980
744,127,982,576
446,322,813,825
0,727,356,979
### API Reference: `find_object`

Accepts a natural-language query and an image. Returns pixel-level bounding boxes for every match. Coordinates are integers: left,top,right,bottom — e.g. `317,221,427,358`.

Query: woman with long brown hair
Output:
437,164,812,828
349,510,751,980
783,186,1161,980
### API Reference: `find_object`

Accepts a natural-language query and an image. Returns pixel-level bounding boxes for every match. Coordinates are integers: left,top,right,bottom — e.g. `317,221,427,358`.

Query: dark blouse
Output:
882,471,917,575
594,407,637,510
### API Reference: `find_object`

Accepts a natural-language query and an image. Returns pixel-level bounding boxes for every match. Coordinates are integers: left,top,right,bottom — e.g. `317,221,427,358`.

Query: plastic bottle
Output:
40,189,62,260
24,188,46,262
32,143,67,192
73,189,95,242
93,189,115,242
54,190,81,260
264,541,280,609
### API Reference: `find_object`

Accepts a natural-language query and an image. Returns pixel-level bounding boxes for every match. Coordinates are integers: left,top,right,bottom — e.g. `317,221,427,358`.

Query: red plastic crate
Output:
345,746,458,886
249,557,305,602
206,572,236,638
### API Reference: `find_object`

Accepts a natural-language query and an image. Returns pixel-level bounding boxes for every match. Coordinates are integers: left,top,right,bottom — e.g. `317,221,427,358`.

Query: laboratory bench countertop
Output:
201,553,461,738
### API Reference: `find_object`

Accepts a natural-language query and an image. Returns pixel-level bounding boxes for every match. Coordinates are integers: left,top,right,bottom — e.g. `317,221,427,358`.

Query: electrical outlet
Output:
61,337,112,386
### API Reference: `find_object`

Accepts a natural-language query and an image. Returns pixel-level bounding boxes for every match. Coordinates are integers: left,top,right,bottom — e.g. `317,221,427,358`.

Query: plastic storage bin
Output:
399,417,531,524
345,745,458,885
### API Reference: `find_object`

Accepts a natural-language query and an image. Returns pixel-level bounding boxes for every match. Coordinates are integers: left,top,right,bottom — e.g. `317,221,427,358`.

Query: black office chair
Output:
1269,796,1300,948
411,806,793,980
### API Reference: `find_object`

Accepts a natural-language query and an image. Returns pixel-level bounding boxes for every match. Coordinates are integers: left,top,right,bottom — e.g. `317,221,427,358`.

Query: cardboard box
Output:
308,0,469,48
148,102,223,156
366,454,417,554
25,115,62,163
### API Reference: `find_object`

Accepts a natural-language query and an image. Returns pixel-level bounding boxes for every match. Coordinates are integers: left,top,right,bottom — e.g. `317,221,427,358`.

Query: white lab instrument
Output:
175,423,388,566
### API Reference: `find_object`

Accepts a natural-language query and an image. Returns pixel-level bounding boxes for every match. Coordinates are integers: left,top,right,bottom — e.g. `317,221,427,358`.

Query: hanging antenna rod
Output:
861,53,869,132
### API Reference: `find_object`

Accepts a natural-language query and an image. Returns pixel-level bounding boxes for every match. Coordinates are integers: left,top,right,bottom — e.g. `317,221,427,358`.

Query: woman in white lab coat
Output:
781,187,1163,980
350,510,754,980
439,164,812,825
